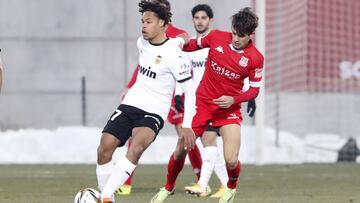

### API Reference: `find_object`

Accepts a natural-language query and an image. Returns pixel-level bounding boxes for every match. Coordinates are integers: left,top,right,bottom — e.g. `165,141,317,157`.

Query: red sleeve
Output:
165,24,188,38
183,30,215,52
183,38,200,52
127,65,139,88
233,52,264,104
233,87,259,104
248,55,264,89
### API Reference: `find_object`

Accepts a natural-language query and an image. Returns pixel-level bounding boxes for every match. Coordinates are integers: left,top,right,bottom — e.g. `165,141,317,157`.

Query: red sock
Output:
165,153,185,191
124,140,134,185
188,144,202,180
226,161,241,189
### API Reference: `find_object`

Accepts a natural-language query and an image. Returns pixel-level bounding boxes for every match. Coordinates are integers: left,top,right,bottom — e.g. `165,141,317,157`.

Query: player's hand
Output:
119,87,129,102
174,95,184,112
213,96,234,108
176,33,190,48
181,127,196,151
247,99,256,117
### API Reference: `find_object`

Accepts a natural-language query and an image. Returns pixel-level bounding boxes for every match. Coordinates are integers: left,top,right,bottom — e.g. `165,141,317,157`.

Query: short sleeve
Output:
168,49,192,82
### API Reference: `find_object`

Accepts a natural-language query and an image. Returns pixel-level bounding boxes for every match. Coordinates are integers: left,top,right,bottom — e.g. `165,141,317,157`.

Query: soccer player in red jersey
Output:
152,8,264,203
116,0,203,196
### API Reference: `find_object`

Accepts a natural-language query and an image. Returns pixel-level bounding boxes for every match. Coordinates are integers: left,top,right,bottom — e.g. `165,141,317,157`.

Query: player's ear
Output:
159,19,165,27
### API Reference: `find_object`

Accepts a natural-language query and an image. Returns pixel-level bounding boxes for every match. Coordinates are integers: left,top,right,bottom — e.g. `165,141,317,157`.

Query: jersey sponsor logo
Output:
155,55,162,64
239,56,249,67
211,60,241,80
139,65,157,79
254,68,263,78
215,46,224,54
227,113,239,120
191,58,207,68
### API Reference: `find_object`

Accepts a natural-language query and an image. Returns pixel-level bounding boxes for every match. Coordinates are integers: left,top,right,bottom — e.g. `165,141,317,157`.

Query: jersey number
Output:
111,110,122,121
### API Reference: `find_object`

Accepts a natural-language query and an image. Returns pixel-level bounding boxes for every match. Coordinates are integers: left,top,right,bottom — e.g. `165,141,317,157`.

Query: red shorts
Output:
167,95,184,125
192,99,242,136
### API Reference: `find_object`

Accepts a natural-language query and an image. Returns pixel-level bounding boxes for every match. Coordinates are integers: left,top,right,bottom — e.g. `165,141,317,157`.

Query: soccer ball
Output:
74,188,101,203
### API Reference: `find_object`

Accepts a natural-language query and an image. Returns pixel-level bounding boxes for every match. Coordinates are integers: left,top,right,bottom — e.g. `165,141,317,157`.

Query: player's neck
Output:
149,32,168,45
196,29,210,38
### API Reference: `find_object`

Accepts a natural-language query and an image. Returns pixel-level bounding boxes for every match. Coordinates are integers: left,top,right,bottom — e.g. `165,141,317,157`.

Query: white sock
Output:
96,159,114,192
101,157,136,198
198,146,217,189
214,148,228,186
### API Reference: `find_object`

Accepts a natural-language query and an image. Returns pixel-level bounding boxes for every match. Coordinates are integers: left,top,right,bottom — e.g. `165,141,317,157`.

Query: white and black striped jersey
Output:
122,37,192,120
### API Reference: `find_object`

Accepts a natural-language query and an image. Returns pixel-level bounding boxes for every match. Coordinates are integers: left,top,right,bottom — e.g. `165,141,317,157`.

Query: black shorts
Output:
102,104,164,147
206,124,220,136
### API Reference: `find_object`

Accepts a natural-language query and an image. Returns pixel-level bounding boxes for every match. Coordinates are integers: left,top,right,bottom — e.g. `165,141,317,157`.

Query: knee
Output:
174,147,187,160
97,145,112,164
224,152,239,169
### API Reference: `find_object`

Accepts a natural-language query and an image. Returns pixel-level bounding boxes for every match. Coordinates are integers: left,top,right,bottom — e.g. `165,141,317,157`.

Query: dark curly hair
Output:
232,7,258,36
191,4,214,19
139,0,172,26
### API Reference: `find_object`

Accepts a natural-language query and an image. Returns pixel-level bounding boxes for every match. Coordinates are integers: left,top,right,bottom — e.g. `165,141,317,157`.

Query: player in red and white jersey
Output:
116,0,203,196
96,2,196,202
183,8,264,203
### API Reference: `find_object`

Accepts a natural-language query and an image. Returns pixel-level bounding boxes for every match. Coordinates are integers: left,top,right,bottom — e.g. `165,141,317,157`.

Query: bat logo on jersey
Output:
139,65,157,79
239,56,249,67
155,55,162,64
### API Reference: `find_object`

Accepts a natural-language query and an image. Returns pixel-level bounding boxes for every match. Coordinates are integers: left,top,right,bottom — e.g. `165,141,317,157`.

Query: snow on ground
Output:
0,126,358,164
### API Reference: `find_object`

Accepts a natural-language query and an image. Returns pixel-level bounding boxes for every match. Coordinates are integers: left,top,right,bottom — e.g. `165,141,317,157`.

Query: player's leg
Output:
210,138,228,198
97,105,133,196
116,138,134,195
96,133,121,192
219,124,241,203
184,128,217,197
175,123,202,180
150,135,187,203
101,126,156,200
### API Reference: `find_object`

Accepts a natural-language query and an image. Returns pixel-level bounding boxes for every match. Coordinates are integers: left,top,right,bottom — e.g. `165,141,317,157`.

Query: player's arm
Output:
169,51,196,150
213,57,264,108
120,66,139,101
183,31,213,52
242,77,256,117
233,57,264,104
174,82,184,112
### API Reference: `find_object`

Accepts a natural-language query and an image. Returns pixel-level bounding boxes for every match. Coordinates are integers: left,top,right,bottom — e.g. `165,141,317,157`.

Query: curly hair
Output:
139,0,172,26
232,7,258,36
191,4,214,19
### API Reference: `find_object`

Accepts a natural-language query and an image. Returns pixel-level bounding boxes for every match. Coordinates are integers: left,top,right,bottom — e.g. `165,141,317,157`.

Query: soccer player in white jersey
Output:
96,1,196,203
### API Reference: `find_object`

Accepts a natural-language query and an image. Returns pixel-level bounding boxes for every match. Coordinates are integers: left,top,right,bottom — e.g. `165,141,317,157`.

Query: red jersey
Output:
126,24,188,88
185,30,264,107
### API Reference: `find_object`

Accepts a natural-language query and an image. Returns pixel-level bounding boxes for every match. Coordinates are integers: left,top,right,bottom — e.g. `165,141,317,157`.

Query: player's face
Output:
141,11,165,40
192,11,211,34
231,27,251,50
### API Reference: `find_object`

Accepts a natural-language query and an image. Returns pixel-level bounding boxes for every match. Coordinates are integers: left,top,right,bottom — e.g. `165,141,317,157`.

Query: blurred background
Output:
0,0,359,164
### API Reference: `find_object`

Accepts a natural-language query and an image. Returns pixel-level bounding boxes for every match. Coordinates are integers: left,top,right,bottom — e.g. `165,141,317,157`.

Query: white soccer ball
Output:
74,188,101,203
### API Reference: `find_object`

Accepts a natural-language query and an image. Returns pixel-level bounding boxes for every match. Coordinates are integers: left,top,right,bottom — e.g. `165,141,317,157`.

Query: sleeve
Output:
233,55,264,104
174,81,184,95
168,49,192,82
248,55,264,89
126,66,139,88
179,79,196,128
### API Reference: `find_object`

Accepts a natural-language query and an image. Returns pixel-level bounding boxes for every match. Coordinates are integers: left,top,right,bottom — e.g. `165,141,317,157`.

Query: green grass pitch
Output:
0,164,359,203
